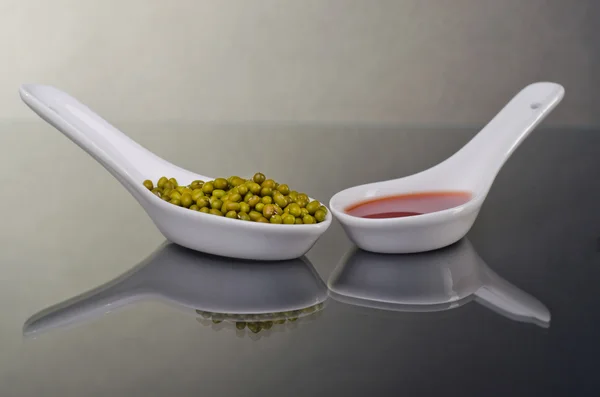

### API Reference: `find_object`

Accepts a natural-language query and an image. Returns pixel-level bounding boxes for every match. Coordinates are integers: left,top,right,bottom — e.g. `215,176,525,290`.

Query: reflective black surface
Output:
1,123,599,396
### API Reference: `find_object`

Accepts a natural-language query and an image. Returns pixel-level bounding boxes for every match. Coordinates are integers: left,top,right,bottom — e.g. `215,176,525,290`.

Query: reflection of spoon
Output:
329,82,564,254
19,85,332,261
327,239,550,328
24,242,328,337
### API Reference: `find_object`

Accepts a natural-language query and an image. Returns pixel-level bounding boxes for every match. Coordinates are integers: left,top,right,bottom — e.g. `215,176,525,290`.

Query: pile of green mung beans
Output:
143,173,327,224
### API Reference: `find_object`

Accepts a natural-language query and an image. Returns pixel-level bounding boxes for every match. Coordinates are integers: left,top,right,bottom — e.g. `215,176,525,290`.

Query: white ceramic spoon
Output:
327,239,550,328
19,84,332,261
329,82,564,253
23,242,328,337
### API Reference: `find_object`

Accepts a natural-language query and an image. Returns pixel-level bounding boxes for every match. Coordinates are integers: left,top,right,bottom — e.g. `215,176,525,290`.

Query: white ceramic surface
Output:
328,239,550,327
19,84,332,260
329,82,565,253
23,242,328,337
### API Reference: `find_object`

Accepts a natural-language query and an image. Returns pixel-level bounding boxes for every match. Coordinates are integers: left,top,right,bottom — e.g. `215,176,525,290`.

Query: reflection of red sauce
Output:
345,191,472,219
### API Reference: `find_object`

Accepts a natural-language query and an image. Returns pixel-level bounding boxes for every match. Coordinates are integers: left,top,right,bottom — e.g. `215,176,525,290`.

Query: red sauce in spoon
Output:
345,191,473,219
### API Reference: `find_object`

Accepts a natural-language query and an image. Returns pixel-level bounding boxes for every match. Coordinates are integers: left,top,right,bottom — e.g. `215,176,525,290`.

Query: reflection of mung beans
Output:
262,321,273,330
247,322,262,333
236,322,246,330
196,302,324,334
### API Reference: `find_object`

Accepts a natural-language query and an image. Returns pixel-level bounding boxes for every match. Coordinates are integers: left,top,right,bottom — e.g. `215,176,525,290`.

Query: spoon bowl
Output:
330,82,564,253
19,84,332,260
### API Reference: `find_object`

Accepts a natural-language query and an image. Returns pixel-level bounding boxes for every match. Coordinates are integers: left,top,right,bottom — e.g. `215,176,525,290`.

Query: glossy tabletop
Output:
0,121,598,396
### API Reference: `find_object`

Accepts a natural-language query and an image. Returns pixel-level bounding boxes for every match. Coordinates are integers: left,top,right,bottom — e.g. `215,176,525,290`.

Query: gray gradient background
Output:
1,1,599,395
1,0,599,125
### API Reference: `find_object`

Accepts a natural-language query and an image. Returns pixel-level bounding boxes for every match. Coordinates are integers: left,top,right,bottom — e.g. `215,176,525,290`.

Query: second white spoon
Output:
329,82,565,254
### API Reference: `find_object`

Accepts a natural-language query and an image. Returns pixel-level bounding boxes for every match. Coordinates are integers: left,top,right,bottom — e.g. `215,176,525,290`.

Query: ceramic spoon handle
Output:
441,82,565,193
474,265,550,327
19,84,201,189
19,84,155,185
23,279,144,336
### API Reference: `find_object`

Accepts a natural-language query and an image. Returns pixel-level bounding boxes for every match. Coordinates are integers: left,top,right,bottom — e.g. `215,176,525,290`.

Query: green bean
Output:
157,177,168,188
253,173,266,184
270,214,282,224
262,204,276,219
288,203,302,217
282,214,295,224
231,177,245,187
202,182,214,194
225,201,241,212
260,187,273,197
249,211,263,221
303,214,316,224
239,202,250,213
277,184,290,195
214,178,228,190
181,193,193,208
210,198,223,210
274,193,288,208
212,189,226,199
237,185,249,196
248,195,261,207
306,200,320,215
190,180,204,189
192,188,204,198
196,198,209,208
248,182,262,195
314,209,327,222
261,179,274,188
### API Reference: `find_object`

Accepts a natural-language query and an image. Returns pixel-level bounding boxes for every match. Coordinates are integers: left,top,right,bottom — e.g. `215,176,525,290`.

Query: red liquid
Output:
345,191,472,219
